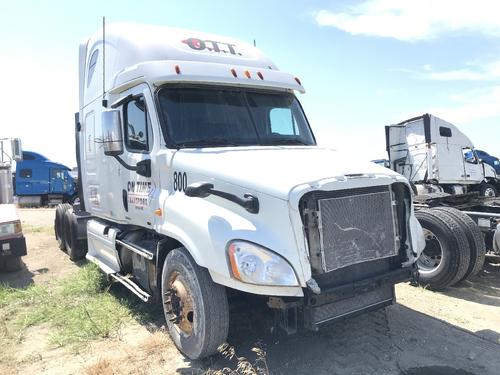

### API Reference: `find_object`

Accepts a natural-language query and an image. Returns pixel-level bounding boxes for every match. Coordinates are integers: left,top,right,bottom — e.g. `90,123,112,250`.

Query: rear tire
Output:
161,247,229,359
415,209,470,290
434,207,486,279
63,209,87,261
0,256,22,272
55,203,72,251
480,183,497,197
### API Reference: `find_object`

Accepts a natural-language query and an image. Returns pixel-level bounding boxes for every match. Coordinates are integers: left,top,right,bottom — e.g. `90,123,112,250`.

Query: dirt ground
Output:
1,208,499,375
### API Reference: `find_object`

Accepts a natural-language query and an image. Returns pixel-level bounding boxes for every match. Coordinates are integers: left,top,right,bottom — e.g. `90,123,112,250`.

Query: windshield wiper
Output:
176,138,239,148
266,138,310,146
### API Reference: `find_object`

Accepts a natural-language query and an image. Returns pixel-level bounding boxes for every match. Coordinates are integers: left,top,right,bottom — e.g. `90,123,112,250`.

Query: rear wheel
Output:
0,256,22,272
162,247,229,359
63,209,87,261
55,203,72,251
434,207,486,279
415,209,470,290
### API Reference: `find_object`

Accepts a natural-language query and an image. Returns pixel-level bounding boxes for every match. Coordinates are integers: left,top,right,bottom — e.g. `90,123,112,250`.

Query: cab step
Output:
109,273,151,302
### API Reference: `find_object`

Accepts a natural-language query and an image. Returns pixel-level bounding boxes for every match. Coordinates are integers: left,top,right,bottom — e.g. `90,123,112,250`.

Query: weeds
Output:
206,343,269,375
0,263,133,349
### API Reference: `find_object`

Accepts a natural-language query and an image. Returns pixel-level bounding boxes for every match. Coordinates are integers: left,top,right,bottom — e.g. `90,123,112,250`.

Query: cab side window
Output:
20,169,32,178
462,147,477,164
124,97,150,152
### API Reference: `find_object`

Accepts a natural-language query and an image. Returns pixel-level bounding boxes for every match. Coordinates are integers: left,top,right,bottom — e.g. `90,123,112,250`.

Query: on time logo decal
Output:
182,38,242,56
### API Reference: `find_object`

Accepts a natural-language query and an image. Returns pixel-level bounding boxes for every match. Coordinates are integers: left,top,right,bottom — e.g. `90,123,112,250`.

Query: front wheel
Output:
480,183,497,197
162,247,229,359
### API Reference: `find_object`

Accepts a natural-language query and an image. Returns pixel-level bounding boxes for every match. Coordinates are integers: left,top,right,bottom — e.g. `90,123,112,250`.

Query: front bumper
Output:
0,236,27,258
268,265,415,333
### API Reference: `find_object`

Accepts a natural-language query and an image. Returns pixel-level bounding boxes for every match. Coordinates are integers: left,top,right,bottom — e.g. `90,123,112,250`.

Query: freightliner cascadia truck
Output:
55,23,425,359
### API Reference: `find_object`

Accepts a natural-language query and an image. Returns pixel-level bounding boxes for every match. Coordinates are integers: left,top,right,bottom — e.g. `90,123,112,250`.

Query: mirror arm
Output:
113,155,137,171
110,94,142,109
186,182,259,214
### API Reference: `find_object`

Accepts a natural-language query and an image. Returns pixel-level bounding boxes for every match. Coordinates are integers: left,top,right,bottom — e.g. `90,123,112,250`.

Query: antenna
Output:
102,16,107,108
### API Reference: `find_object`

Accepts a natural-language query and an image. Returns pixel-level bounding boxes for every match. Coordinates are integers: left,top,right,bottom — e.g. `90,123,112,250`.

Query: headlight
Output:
0,221,22,236
227,240,299,286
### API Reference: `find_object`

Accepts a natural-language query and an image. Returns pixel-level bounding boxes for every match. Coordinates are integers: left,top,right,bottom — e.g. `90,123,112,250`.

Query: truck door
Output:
49,168,66,193
116,84,158,228
461,147,483,183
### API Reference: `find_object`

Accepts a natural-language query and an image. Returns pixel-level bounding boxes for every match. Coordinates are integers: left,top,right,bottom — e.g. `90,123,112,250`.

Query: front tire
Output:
161,247,229,359
480,183,497,197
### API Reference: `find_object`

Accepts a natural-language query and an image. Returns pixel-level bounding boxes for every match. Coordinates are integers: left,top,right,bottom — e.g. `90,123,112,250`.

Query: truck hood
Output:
173,146,401,200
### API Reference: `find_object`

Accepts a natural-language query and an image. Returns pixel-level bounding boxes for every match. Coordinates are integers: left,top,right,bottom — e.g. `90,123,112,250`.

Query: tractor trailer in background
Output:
55,23,425,359
386,114,500,290
0,138,27,272
15,151,77,207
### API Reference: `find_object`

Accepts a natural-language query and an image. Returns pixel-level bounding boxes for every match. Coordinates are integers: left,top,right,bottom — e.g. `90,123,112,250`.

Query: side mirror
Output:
102,109,124,156
11,138,22,162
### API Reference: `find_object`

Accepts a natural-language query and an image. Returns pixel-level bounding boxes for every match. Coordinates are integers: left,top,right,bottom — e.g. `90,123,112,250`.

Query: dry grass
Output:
84,331,174,375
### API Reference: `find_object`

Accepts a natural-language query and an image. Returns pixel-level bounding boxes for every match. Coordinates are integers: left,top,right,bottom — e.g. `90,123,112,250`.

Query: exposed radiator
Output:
317,186,398,272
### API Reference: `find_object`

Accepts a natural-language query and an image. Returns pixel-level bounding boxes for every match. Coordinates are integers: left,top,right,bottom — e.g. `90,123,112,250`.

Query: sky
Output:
1,0,500,168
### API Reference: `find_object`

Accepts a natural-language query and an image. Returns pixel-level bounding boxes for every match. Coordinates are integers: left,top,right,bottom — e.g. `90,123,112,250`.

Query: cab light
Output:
175,65,181,74
230,68,237,77
294,77,302,85
244,70,251,79
257,72,264,80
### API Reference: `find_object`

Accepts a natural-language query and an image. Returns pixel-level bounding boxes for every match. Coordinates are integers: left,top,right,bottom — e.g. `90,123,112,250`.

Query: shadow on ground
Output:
441,262,500,307
107,281,500,375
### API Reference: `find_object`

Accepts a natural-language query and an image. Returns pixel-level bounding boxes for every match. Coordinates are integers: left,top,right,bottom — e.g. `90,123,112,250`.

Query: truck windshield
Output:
157,86,316,148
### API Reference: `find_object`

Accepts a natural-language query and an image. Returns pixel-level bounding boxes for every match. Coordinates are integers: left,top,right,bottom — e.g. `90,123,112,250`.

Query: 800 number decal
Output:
173,171,187,192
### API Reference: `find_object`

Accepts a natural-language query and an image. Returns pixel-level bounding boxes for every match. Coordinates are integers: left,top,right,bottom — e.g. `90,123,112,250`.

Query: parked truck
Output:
15,151,77,206
0,138,27,272
55,23,425,359
386,114,500,290
385,113,500,197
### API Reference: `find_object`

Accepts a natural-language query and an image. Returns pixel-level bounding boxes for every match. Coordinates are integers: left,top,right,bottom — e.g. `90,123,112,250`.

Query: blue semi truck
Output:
15,151,77,206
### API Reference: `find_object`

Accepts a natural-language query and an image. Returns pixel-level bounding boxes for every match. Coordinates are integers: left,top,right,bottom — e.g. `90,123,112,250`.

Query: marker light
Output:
227,240,299,286
244,70,251,79
175,65,181,74
294,77,302,85
231,68,237,77
257,72,264,80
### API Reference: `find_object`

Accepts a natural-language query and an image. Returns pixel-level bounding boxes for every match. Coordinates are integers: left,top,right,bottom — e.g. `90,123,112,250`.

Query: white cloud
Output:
315,0,500,41
427,86,500,123
422,60,500,81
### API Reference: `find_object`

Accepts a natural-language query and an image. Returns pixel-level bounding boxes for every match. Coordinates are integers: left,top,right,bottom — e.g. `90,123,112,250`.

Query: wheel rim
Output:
164,271,194,336
418,228,444,274
484,187,496,197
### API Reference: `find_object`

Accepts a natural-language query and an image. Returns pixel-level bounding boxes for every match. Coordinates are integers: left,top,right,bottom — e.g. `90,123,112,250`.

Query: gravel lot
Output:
0,208,499,375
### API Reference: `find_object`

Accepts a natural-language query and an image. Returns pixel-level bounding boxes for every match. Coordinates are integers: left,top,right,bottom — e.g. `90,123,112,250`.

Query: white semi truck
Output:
386,114,500,290
386,114,500,197
56,23,425,359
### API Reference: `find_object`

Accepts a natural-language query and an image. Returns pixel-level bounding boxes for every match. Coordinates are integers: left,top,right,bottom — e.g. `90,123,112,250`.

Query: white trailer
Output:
0,138,26,272
56,23,425,359
386,114,499,197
